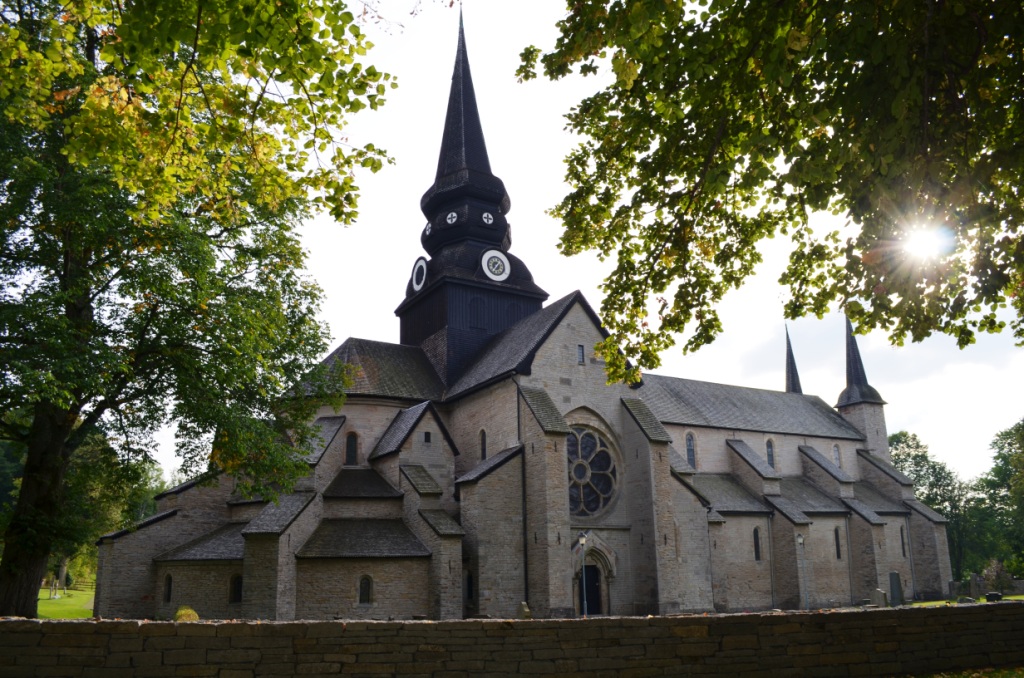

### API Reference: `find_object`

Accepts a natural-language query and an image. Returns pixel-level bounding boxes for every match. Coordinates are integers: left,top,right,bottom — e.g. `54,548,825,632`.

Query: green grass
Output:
913,594,1024,608
36,588,94,619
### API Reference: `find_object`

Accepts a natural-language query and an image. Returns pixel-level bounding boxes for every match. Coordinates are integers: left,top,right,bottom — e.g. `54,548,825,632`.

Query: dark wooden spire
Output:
785,327,803,394
837,317,886,407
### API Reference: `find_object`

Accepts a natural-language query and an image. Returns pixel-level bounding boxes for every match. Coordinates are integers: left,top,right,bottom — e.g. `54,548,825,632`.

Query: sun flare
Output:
902,227,953,260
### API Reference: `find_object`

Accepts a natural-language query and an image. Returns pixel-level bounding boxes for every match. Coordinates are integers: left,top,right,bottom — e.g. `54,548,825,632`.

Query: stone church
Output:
94,21,952,621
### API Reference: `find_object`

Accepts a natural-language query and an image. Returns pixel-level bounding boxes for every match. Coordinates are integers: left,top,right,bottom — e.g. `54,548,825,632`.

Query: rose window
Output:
567,427,617,517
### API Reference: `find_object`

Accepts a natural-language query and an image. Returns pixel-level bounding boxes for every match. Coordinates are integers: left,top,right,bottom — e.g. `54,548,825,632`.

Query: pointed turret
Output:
785,327,802,394
836,318,885,407
419,12,512,256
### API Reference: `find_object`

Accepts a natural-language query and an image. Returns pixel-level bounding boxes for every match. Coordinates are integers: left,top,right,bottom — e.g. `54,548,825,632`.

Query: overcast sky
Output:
153,1,1024,482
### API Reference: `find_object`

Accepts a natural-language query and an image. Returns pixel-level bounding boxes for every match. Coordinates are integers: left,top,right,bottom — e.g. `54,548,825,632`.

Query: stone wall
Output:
2,603,1023,677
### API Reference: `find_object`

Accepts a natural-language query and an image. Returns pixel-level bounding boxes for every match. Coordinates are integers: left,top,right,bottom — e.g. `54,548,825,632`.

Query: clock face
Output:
481,250,511,281
482,212,494,225
446,211,458,225
411,257,428,291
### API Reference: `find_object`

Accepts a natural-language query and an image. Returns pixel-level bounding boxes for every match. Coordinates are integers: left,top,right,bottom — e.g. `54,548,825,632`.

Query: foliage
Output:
0,0,385,616
978,418,1024,576
174,605,199,622
520,0,1024,380
981,558,1014,593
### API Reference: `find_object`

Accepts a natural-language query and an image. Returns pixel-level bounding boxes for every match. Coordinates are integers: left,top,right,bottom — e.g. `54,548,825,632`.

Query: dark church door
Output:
579,565,602,616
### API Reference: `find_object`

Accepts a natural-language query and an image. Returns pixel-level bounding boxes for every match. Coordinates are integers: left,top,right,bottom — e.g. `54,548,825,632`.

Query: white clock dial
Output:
446,211,458,225
482,212,494,225
481,250,511,282
411,258,428,291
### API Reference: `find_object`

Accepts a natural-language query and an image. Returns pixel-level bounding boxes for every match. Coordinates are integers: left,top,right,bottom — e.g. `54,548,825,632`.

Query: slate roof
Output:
369,401,459,460
324,468,402,499
419,509,465,536
156,522,246,562
837,317,886,407
799,445,854,483
401,465,443,496
296,519,430,558
687,474,771,514
726,439,781,480
153,471,220,501
852,482,909,515
520,387,570,434
241,492,315,535
456,445,523,485
843,498,886,525
668,445,695,474
906,498,948,524
319,338,443,401
97,509,178,544
305,415,346,465
622,398,673,443
446,291,594,399
764,496,810,525
778,477,848,514
640,374,865,440
857,450,914,486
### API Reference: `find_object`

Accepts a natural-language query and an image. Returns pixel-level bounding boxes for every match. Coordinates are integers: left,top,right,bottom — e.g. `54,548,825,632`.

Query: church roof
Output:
401,465,443,496
851,481,910,515
726,439,782,479
324,468,402,499
305,415,346,465
685,474,772,514
156,522,246,562
856,449,914,486
419,509,465,536
622,398,673,443
777,477,848,514
520,387,570,434
456,445,523,485
296,519,430,558
842,497,886,525
641,374,865,441
837,317,886,407
668,446,695,474
321,338,443,401
906,498,948,524
785,327,802,394
447,291,593,399
370,401,459,460
241,492,315,535
97,509,178,544
798,445,855,483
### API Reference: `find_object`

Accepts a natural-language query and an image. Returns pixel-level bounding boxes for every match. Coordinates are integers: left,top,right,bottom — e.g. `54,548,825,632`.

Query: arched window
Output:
163,574,172,603
480,430,487,460
766,440,775,469
753,528,762,561
832,444,841,466
358,576,373,605
566,427,619,517
900,526,907,557
685,433,696,468
834,528,842,560
229,574,243,603
345,433,358,466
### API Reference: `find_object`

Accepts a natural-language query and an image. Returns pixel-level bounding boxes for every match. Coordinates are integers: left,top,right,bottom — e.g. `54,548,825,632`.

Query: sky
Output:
152,1,1024,482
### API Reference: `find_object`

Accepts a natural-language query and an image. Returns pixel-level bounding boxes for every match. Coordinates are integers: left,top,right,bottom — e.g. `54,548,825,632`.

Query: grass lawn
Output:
913,594,1024,608
36,588,94,619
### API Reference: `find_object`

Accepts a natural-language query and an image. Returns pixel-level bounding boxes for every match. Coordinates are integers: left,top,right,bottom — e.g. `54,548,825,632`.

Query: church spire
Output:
785,327,802,394
836,317,886,407
419,13,511,255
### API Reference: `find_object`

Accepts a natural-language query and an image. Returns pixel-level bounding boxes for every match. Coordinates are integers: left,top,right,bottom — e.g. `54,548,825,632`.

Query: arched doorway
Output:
578,564,602,616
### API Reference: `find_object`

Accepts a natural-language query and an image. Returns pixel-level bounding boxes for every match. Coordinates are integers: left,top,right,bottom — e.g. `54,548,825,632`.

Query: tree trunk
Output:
57,557,69,595
0,402,77,617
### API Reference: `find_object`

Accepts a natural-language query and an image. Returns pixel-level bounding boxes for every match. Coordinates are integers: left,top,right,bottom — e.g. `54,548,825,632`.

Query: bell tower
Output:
395,15,548,386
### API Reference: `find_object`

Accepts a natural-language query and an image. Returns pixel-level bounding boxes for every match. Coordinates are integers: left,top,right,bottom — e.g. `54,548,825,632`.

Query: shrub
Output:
174,606,199,622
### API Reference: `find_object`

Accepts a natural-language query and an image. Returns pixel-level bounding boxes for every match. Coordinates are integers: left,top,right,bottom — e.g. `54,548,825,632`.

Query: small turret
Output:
836,317,889,459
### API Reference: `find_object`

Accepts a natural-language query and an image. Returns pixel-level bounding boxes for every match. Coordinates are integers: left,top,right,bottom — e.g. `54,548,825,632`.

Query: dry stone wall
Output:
2,603,1024,677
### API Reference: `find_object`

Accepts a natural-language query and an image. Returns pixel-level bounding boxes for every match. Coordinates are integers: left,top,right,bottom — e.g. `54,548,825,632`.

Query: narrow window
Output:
163,574,172,603
229,574,243,603
576,345,585,365
766,440,775,469
424,431,431,444
834,528,842,560
480,430,487,460
345,432,358,466
900,526,907,558
832,444,841,466
467,573,474,600
753,528,761,561
685,433,696,468
358,576,373,604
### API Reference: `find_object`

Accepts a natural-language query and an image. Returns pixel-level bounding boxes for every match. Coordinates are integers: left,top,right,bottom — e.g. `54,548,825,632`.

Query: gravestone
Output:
889,572,904,605
870,588,888,607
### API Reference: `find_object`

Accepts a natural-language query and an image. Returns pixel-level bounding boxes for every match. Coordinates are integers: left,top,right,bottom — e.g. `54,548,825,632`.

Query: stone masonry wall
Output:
2,603,1023,677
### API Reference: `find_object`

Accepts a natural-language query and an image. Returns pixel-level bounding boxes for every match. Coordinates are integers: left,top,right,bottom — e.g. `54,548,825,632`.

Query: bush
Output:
174,606,199,622
982,559,1015,593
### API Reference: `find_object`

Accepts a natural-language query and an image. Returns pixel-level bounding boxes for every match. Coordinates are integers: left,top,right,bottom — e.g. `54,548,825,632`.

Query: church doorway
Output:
578,564,603,616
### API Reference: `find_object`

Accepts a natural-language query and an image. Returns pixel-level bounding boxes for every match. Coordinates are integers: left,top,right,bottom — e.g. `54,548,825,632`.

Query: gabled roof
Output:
155,522,246,562
726,439,781,480
324,468,402,499
778,477,848,514
520,386,570,434
852,481,910,515
296,519,430,558
305,415,346,465
456,445,523,485
799,445,854,483
401,465,443,496
320,338,443,401
622,398,673,443
857,449,914,486
370,401,459,460
153,471,221,501
641,374,865,440
686,474,772,514
446,291,601,400
241,492,315,536
419,509,465,536
97,509,178,544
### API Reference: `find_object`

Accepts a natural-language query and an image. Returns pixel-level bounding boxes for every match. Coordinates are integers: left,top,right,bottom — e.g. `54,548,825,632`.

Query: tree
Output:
0,0,387,616
519,0,1024,381
978,418,1024,574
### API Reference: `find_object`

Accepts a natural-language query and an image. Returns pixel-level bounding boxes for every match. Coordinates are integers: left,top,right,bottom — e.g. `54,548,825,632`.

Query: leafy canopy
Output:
521,0,1023,381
